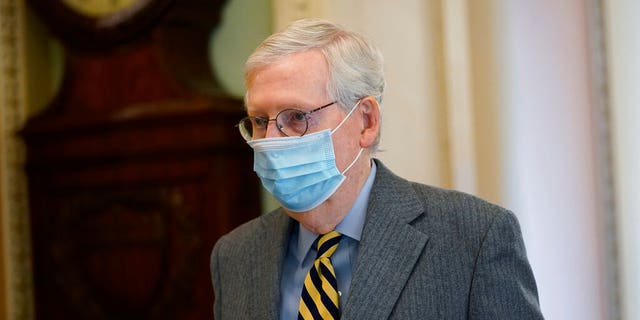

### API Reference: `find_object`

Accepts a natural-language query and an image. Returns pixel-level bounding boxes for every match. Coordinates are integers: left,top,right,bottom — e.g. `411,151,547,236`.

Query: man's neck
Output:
285,157,372,234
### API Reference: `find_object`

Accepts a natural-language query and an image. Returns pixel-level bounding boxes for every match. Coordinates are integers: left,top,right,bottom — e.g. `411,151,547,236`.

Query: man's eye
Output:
292,112,306,121
254,117,268,127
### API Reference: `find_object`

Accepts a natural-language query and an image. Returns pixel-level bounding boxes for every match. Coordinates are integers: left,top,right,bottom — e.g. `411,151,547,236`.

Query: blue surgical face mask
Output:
247,101,364,212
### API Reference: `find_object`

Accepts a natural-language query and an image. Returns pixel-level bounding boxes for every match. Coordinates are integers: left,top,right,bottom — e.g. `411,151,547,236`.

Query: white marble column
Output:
604,1,640,318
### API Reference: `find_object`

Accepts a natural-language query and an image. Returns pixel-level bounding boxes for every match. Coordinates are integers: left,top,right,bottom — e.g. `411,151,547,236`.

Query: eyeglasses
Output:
237,101,337,141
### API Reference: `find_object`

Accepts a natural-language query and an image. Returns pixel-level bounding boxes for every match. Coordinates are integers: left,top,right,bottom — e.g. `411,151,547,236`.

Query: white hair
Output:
244,18,385,151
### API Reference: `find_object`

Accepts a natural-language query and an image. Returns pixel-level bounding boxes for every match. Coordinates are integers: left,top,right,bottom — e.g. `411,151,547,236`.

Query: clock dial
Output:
61,0,148,18
27,0,174,49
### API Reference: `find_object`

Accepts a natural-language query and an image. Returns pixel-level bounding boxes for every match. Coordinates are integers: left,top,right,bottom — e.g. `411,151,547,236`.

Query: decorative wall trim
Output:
0,0,35,319
586,0,620,319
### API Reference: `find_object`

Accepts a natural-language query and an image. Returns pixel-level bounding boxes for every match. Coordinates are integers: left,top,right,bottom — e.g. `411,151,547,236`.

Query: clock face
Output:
61,0,149,20
28,0,173,50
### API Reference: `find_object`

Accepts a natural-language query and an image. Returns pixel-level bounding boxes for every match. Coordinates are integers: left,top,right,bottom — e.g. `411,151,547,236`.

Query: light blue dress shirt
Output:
280,162,377,320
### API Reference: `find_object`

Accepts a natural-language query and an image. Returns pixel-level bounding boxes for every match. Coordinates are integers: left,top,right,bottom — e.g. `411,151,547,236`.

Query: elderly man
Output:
210,18,543,320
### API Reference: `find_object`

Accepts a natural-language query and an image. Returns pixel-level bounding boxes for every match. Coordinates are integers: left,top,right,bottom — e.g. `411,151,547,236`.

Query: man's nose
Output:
264,120,284,138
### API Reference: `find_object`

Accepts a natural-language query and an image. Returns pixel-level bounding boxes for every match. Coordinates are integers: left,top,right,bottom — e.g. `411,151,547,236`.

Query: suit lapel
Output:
342,160,429,319
251,210,292,319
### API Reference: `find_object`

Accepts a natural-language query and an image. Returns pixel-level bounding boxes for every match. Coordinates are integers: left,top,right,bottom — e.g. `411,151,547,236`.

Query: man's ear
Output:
359,96,380,148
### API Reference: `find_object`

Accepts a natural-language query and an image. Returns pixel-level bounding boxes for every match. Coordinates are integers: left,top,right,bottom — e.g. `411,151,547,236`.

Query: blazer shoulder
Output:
410,182,514,224
406,182,524,255
212,209,288,256
372,159,517,231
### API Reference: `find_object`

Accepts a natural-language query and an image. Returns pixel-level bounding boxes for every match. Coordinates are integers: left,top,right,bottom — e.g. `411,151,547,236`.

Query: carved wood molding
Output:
0,1,35,319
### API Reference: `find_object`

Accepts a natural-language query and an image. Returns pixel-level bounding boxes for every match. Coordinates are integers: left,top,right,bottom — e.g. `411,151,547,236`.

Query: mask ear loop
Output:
331,99,362,134
330,99,365,175
341,147,364,174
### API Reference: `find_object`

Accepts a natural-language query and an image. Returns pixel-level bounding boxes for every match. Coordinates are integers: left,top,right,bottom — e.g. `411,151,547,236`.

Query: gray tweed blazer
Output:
211,159,544,319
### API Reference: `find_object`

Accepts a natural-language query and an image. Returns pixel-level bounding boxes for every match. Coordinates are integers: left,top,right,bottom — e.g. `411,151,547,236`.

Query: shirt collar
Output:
295,161,377,263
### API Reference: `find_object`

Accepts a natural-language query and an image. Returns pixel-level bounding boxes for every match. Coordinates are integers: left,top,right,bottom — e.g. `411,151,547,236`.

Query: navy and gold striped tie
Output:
298,231,343,320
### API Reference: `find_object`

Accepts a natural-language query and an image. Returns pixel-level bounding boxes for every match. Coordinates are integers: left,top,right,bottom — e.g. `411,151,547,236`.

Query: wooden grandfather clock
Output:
22,0,260,319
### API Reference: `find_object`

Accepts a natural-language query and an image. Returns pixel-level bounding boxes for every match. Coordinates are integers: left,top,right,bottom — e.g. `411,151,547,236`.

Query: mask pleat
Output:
275,175,346,212
251,131,335,169
254,159,336,179
262,167,341,195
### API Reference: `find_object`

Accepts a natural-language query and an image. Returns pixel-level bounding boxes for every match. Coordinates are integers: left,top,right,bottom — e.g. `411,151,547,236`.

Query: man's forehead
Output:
246,50,329,87
245,53,331,112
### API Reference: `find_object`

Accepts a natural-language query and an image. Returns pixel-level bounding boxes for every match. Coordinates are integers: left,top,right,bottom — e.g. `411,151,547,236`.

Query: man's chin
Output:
284,207,314,216
283,205,326,219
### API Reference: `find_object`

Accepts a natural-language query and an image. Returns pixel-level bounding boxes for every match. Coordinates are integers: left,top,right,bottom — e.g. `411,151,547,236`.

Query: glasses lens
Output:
238,117,254,141
239,117,269,141
277,109,308,136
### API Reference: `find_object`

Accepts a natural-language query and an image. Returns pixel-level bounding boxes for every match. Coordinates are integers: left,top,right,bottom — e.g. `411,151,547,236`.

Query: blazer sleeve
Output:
468,211,544,320
210,235,225,320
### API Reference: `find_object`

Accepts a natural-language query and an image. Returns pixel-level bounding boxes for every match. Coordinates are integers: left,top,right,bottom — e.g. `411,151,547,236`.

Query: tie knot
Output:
316,231,342,259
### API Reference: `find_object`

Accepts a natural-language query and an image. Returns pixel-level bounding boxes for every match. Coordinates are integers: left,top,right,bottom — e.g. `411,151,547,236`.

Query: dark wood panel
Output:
23,102,259,319
22,1,258,318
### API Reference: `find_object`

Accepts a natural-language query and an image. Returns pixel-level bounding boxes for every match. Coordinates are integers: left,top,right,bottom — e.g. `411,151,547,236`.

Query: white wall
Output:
497,2,606,319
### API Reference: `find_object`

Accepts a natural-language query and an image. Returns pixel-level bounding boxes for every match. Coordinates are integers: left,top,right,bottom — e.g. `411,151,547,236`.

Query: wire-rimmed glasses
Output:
237,101,336,141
